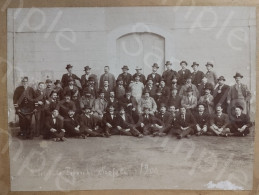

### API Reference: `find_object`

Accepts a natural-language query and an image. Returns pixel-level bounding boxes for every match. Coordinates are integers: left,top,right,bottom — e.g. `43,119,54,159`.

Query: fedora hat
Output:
217,76,226,81
235,104,243,110
191,62,199,67
233,72,243,78
84,66,91,71
205,62,213,67
180,61,188,65
122,65,129,70
45,79,52,83
135,66,142,70
165,61,172,66
152,63,159,68
54,80,61,85
66,64,73,69
22,76,28,81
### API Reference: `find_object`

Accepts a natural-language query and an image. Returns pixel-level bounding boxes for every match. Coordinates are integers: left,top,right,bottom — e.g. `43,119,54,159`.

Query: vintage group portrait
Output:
6,6,256,191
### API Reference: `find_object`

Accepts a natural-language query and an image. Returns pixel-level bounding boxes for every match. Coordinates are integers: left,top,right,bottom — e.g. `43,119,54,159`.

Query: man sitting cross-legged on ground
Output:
208,104,230,136
174,106,196,139
63,110,86,139
193,103,210,136
45,109,66,141
102,104,118,137
152,104,173,137
115,106,143,138
137,107,157,135
228,105,251,137
79,105,106,137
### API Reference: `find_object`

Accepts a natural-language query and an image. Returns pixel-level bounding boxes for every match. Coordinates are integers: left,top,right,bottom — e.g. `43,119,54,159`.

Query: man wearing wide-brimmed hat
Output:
162,61,179,88
205,62,217,87
133,66,146,84
213,76,230,113
81,65,98,90
146,63,162,87
191,62,205,87
61,64,81,88
117,65,133,88
227,72,251,115
178,61,192,86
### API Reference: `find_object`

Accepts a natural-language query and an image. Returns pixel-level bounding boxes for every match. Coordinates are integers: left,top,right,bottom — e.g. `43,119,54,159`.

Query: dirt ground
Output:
9,127,254,191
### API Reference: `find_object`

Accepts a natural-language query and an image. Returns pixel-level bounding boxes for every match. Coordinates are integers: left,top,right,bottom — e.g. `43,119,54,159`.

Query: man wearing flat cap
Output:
191,62,204,87
205,62,217,87
61,64,81,88
147,63,162,87
227,72,251,115
178,61,192,86
117,65,133,88
13,77,36,139
81,65,98,90
213,76,230,113
162,61,179,88
133,66,146,84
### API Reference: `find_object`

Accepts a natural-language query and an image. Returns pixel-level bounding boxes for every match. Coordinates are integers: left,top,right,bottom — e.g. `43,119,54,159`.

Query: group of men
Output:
13,61,252,141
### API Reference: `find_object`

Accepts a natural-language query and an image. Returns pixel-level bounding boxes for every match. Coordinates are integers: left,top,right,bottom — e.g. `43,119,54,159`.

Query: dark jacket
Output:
144,85,157,98
155,111,173,129
167,95,181,109
191,70,204,87
80,73,98,89
79,114,100,130
61,73,80,88
229,113,251,129
193,111,210,127
102,112,118,127
116,114,134,129
119,95,138,114
117,73,133,88
175,112,196,128
213,84,230,111
178,69,192,86
210,113,229,128
45,116,63,132
147,73,162,86
162,70,179,87
133,73,146,84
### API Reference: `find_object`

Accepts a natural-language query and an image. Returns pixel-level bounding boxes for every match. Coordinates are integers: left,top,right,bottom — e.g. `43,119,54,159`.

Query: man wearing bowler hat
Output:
133,66,146,84
61,64,81,88
147,63,162,87
117,65,133,88
213,76,230,113
81,66,98,90
162,61,178,88
227,72,251,115
191,62,204,87
178,61,192,86
205,62,217,87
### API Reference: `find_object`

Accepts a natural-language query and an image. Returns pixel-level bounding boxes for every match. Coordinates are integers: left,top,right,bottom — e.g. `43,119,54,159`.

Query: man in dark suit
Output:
83,77,98,98
62,78,80,99
119,90,138,122
13,76,36,139
205,62,217,87
146,63,162,87
157,79,170,102
114,78,126,99
44,79,54,100
191,62,204,87
79,105,105,137
107,91,119,111
154,88,168,108
80,66,98,90
198,75,214,97
193,103,210,136
144,79,157,98
133,66,146,84
117,65,133,88
80,88,95,109
58,95,76,118
208,104,229,136
61,64,81,88
102,104,118,136
63,110,85,138
45,109,66,141
152,104,173,137
178,61,192,86
174,106,196,139
228,105,251,136
137,107,157,135
167,87,181,109
100,80,112,100
213,76,230,113
45,91,60,117
162,61,178,87
115,106,143,137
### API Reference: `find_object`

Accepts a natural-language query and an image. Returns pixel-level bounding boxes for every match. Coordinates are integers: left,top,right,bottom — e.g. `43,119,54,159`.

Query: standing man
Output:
133,66,146,84
178,61,191,86
205,62,217,87
61,64,81,88
99,66,116,90
191,62,204,87
81,66,98,90
117,65,133,89
213,76,230,113
13,77,36,139
147,63,161,87
162,61,178,88
227,73,251,115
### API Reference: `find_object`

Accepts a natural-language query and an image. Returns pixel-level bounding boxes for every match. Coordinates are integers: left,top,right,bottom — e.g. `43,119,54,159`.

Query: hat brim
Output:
233,76,243,78
191,64,199,67
205,64,213,67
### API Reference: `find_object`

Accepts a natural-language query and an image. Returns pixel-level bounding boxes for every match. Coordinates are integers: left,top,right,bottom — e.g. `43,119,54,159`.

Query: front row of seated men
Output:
45,100,251,141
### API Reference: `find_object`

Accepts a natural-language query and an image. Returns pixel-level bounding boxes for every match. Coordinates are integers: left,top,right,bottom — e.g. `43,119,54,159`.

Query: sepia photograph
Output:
6,6,256,191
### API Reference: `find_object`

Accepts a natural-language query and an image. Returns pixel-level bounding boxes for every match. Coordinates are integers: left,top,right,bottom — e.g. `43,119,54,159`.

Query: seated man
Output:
168,104,179,129
179,75,199,98
79,105,106,137
154,88,168,108
62,78,80,99
174,106,196,139
63,110,85,138
138,90,157,115
114,78,126,99
208,104,230,136
228,105,251,136
93,89,108,119
45,109,66,141
181,87,197,113
167,87,181,109
137,107,158,135
83,77,98,98
107,91,119,111
58,94,76,118
80,88,95,109
100,80,112,100
152,104,173,137
198,86,214,115
102,104,118,137
45,91,60,118
115,106,143,138
144,79,157,99
193,103,210,136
